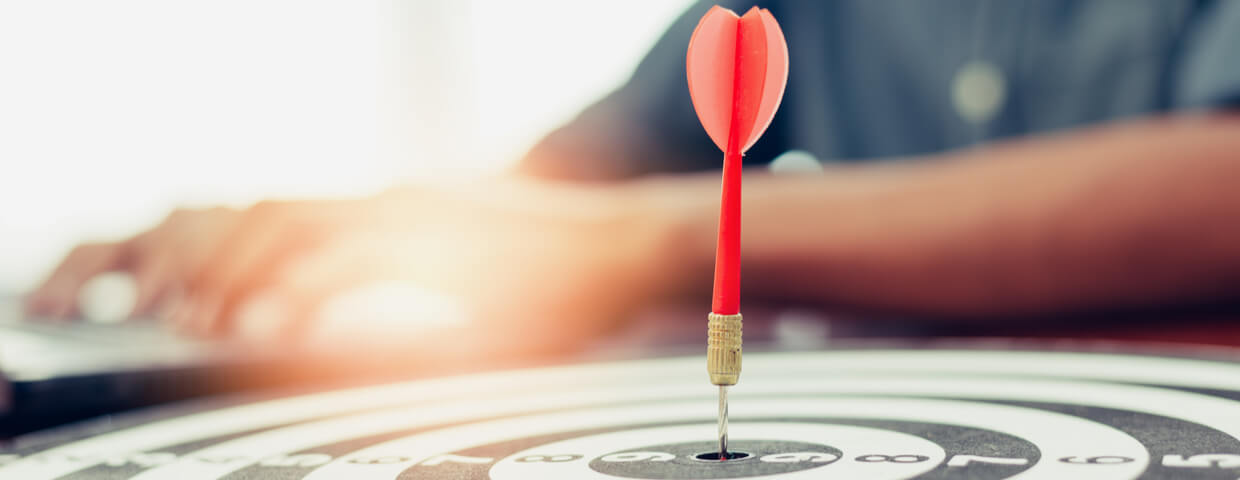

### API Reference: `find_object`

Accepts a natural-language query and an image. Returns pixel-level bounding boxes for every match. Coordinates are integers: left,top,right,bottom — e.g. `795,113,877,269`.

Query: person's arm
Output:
646,114,1240,319
516,1,739,181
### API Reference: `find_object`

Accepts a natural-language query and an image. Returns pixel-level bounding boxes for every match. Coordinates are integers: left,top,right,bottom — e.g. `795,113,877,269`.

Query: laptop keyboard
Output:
0,307,220,381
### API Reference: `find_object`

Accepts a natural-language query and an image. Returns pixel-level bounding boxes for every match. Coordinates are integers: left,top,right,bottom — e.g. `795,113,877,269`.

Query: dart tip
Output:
718,384,729,460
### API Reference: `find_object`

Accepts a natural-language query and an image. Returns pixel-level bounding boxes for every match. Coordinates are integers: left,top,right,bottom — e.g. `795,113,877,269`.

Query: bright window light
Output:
0,0,692,292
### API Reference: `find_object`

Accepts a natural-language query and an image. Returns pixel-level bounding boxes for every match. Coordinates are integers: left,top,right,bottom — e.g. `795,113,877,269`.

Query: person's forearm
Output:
649,114,1240,319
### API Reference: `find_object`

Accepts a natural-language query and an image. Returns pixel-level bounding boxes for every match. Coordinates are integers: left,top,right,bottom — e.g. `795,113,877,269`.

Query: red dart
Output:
687,5,789,315
689,5,789,460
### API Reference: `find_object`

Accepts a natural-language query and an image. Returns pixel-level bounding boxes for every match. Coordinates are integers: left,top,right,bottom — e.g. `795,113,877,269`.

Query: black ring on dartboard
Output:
386,417,1038,480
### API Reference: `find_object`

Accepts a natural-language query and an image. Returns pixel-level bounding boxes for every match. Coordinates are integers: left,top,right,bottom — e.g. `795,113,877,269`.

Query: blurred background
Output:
4,0,1240,441
0,0,694,295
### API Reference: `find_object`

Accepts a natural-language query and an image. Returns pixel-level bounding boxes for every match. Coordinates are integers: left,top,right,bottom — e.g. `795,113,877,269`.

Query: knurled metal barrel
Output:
707,312,743,386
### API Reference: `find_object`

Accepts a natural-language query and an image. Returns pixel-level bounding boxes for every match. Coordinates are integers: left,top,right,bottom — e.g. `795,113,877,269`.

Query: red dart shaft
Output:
711,18,747,316
712,148,742,315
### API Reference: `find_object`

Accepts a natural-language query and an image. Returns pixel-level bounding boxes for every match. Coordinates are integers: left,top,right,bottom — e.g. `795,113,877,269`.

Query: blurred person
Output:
25,1,1240,351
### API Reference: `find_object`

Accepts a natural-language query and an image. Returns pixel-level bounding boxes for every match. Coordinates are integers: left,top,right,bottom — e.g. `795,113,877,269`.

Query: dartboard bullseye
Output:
4,347,1240,479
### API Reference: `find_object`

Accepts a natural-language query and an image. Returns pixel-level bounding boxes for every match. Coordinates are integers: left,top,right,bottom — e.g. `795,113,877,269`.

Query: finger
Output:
188,204,314,334
234,235,390,341
169,206,246,277
118,211,192,320
187,298,223,337
25,242,127,319
130,252,180,318
169,297,200,334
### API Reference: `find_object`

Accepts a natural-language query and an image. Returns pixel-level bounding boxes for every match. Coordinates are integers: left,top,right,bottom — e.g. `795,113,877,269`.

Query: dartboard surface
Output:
5,345,1240,479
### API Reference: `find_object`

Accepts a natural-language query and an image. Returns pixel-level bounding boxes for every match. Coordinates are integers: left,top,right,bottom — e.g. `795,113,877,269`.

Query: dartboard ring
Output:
5,347,1240,479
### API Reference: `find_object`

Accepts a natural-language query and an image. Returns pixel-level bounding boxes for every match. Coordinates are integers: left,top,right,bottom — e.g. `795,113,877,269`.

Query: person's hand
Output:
26,177,703,353
24,197,371,330
168,197,376,334
186,178,698,351
24,206,244,320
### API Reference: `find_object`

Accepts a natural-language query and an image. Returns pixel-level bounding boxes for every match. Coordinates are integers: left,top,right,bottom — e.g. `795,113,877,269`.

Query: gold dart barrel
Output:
707,312,743,386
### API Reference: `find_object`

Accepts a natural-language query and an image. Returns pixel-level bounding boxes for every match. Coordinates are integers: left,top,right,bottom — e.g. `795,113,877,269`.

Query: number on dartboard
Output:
193,456,248,464
856,454,930,463
600,452,675,463
259,454,333,467
1059,456,1134,464
759,452,838,463
420,454,496,466
102,452,177,468
946,455,1030,467
348,456,412,464
515,454,582,463
1163,454,1240,468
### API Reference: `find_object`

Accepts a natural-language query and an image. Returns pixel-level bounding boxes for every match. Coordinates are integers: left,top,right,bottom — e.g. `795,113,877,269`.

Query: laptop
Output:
0,290,506,437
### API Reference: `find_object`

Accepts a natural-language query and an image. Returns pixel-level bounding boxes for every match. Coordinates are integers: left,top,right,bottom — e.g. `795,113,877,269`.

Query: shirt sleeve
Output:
517,2,723,181
1170,0,1240,110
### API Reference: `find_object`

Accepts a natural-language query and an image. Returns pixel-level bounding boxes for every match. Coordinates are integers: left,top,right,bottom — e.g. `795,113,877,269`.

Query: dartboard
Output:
5,346,1240,479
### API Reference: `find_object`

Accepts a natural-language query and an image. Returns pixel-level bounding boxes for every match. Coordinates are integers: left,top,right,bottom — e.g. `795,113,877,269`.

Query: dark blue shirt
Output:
524,0,1240,180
